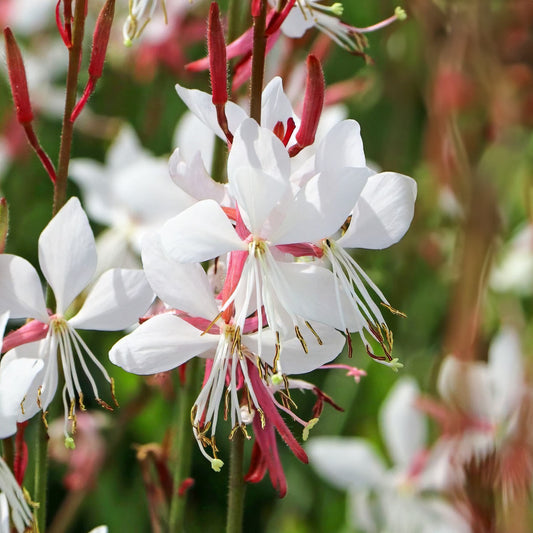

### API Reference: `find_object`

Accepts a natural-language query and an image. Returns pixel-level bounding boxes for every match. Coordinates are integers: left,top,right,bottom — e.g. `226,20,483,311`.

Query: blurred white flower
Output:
308,378,470,533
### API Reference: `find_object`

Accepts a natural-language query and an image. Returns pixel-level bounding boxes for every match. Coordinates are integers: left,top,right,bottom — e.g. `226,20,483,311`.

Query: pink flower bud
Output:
208,2,228,106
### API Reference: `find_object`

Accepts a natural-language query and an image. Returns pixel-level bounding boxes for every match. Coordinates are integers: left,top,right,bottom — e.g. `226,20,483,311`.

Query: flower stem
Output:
32,418,49,532
249,1,268,124
53,0,88,216
168,359,200,531
225,431,246,533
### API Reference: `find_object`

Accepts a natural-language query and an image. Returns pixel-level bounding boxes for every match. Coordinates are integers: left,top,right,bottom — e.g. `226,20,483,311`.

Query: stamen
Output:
294,325,308,353
304,321,323,345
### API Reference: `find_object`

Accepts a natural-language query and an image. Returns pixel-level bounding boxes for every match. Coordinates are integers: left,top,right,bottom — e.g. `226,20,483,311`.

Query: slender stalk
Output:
1,437,14,471
225,431,245,533
168,359,200,531
249,1,268,123
53,0,88,216
33,418,49,533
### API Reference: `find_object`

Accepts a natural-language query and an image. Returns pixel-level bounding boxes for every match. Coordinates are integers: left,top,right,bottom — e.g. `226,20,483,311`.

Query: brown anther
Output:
110,377,119,407
96,398,114,411
68,398,76,420
345,329,353,358
381,302,407,318
305,321,323,345
294,325,308,353
78,392,86,411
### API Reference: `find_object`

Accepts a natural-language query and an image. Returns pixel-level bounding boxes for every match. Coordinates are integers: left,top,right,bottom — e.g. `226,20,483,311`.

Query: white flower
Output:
110,233,345,468
307,378,470,533
70,125,195,271
0,198,154,438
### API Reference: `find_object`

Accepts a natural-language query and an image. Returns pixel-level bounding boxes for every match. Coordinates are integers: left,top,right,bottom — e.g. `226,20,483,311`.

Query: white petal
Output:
169,148,227,204
437,356,493,421
307,437,386,490
379,378,426,468
173,111,215,170
261,77,296,132
175,84,247,139
38,197,97,313
244,323,345,374
160,200,244,263
141,233,219,319
109,314,218,374
68,269,154,331
230,167,288,236
273,167,370,245
107,124,144,170
0,255,48,322
338,172,417,250
227,118,290,186
315,120,366,172
487,328,524,420
69,159,114,225
0,358,44,438
279,262,360,331
281,5,314,38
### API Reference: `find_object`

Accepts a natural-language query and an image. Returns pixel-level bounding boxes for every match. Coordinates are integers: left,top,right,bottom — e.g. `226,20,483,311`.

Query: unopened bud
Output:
289,55,324,156
3,28,34,124
208,2,228,106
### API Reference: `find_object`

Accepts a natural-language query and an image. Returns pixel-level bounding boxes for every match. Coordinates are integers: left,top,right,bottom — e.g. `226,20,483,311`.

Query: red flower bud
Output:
208,2,228,106
3,27,33,124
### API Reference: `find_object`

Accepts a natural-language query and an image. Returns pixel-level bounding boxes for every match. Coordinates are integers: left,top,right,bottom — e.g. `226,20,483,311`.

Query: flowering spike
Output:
0,198,8,254
70,0,116,122
289,55,324,156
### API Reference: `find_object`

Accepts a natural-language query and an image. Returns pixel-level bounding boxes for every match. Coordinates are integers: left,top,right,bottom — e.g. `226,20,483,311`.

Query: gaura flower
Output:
308,378,470,533
0,197,154,440
0,461,32,533
110,233,345,469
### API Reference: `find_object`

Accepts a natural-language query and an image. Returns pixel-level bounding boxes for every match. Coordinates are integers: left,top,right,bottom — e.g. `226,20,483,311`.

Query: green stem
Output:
1,437,14,470
53,0,88,216
225,431,246,533
33,418,49,533
168,359,200,531
249,1,268,124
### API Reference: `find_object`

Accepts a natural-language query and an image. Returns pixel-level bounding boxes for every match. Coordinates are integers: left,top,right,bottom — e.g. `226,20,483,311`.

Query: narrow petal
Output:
315,120,366,172
227,118,290,185
38,197,97,313
141,233,219,320
160,199,245,263
0,255,48,322
379,378,427,468
338,172,417,250
272,167,370,245
307,437,386,490
68,269,154,331
109,314,218,374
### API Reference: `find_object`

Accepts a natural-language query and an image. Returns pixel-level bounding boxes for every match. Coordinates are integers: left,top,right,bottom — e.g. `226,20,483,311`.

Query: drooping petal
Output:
68,269,154,331
379,378,427,468
0,357,44,438
0,255,48,322
175,84,247,139
160,199,245,263
307,437,387,490
338,172,417,250
227,118,290,186
315,119,366,172
109,314,218,374
169,148,227,205
38,197,97,313
272,167,370,245
245,323,345,374
142,233,219,320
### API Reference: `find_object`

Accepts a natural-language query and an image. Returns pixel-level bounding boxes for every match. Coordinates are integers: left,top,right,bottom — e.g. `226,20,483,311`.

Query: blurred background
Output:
1,0,532,531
